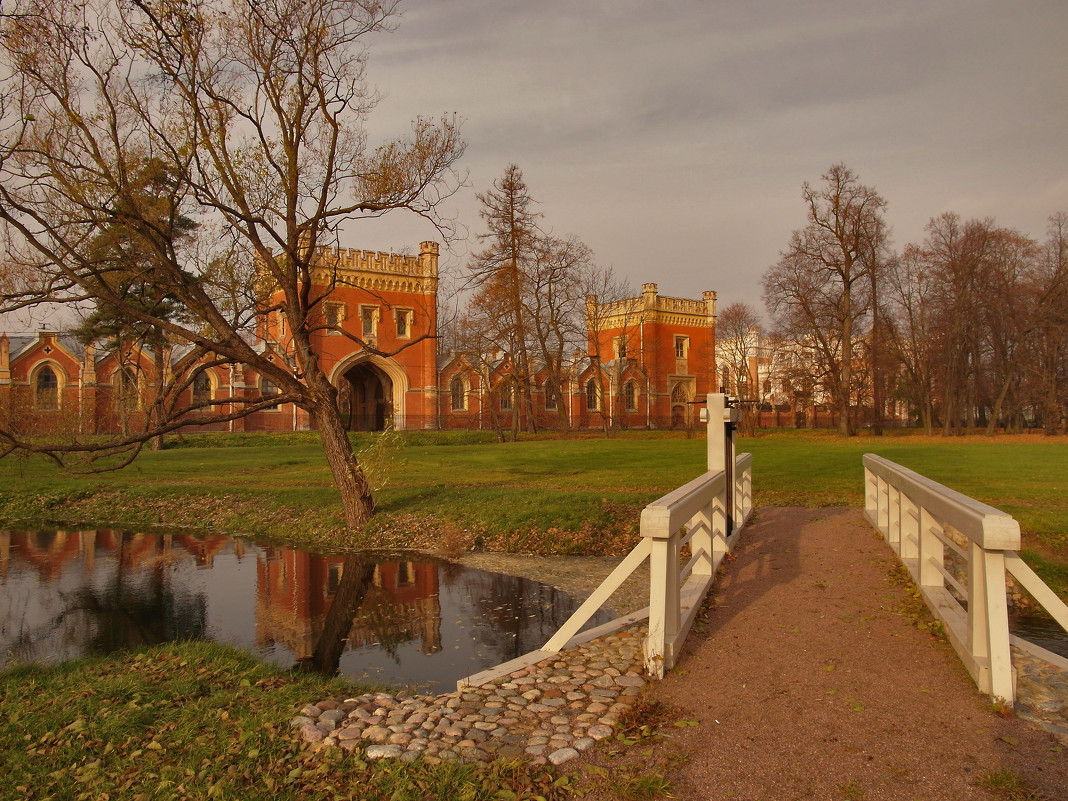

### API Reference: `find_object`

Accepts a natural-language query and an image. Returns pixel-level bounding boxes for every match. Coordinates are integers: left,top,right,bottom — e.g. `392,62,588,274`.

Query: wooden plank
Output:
542,538,651,652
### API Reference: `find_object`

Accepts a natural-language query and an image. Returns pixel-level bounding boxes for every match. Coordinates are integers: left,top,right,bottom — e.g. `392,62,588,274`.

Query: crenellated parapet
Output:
307,241,439,295
593,283,716,328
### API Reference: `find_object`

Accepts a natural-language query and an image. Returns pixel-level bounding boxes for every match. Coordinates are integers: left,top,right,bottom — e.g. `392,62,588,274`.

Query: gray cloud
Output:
353,0,1068,311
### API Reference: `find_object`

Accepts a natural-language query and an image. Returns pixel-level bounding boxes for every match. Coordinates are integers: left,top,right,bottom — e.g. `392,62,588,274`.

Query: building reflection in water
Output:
2,529,603,688
256,548,442,676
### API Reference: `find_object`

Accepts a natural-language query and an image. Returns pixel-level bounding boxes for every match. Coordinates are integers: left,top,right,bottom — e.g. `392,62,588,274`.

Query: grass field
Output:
0,641,573,801
1,428,1066,583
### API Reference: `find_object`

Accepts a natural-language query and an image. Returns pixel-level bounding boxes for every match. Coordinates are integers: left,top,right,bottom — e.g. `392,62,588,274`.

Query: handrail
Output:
458,452,752,689
642,455,752,677
457,394,752,690
546,453,753,678
863,453,1068,706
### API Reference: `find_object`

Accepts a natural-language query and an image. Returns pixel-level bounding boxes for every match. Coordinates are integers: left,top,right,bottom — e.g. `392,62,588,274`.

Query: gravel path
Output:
575,507,1068,801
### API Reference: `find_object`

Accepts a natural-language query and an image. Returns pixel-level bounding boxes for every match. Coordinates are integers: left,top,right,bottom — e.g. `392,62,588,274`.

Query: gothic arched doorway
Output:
340,361,393,431
670,382,690,428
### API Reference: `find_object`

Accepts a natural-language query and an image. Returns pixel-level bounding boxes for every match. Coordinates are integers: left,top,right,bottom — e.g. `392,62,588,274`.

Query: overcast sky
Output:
353,0,1068,315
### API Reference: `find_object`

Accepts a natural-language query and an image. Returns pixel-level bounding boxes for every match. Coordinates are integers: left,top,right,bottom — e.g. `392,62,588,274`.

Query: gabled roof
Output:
5,334,37,360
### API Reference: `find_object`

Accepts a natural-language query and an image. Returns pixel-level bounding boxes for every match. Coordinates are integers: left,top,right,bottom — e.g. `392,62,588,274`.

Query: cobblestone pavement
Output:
293,627,647,766
1013,641,1068,740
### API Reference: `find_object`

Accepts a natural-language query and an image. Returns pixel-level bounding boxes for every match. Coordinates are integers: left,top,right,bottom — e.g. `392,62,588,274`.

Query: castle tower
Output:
587,285,717,429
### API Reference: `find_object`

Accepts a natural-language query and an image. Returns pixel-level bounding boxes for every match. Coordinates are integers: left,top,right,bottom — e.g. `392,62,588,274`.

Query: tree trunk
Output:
312,401,375,528
151,348,166,451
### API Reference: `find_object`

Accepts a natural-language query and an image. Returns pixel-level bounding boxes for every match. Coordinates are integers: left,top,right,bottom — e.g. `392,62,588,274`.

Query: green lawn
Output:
2,428,1066,561
0,641,569,801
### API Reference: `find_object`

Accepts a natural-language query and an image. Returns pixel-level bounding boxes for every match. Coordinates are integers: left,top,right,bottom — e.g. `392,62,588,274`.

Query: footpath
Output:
582,507,1068,801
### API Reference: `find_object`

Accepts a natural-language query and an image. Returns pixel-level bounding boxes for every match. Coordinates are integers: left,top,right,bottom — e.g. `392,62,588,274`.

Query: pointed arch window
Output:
192,370,212,408
586,379,600,412
498,383,513,412
623,380,637,411
671,383,689,404
35,366,59,411
450,376,466,411
260,378,282,411
115,366,143,413
544,381,558,411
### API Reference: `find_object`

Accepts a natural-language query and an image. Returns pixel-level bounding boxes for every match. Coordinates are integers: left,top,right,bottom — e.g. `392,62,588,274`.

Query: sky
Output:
351,0,1068,315
3,0,1066,333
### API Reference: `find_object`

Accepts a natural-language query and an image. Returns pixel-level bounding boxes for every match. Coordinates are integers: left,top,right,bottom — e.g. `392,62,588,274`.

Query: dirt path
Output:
576,507,1068,801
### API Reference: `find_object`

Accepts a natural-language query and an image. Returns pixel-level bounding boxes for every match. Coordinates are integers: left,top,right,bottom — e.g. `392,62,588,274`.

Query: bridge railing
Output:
641,452,753,676
538,452,753,678
459,394,752,689
864,453,1068,706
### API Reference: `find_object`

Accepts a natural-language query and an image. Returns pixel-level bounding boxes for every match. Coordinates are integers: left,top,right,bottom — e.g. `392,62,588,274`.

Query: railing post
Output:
900,495,919,565
741,458,753,521
864,465,877,520
878,475,890,532
888,486,901,545
969,542,1014,702
918,506,942,590
643,508,679,679
706,393,739,533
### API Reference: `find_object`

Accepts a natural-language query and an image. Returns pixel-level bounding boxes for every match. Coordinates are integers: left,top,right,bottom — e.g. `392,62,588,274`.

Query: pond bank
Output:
294,627,648,766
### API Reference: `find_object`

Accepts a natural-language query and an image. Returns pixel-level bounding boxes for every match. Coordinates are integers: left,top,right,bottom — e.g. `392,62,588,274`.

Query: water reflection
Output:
1009,611,1068,659
0,530,613,690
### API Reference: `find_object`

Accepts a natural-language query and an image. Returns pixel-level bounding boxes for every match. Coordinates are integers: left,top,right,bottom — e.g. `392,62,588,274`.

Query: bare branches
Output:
0,0,466,526
763,164,889,436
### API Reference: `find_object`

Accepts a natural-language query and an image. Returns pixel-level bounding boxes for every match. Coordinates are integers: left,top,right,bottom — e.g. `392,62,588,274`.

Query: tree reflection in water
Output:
295,555,376,675
1,529,613,688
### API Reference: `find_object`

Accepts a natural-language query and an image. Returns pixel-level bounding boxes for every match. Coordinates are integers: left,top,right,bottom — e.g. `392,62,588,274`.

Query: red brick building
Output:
0,245,718,434
438,283,718,431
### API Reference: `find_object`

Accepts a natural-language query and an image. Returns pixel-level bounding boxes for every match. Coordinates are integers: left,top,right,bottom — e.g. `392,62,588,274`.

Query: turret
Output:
642,283,658,310
0,333,9,385
703,290,717,323
419,241,440,277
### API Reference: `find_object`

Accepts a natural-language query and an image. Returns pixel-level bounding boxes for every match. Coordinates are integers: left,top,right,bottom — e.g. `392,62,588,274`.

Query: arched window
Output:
671,383,689,404
35,366,59,411
623,380,637,411
450,376,466,411
586,379,599,412
498,383,513,412
261,377,279,398
192,370,212,407
544,381,558,411
115,366,142,413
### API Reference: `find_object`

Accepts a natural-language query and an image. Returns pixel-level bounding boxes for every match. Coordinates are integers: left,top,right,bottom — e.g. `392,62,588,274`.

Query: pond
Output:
1009,610,1068,660
0,529,615,691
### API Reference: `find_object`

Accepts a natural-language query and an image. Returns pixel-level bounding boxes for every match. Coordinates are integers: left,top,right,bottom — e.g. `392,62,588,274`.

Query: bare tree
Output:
0,0,465,528
581,265,634,436
716,302,763,435
467,165,541,434
884,245,939,433
763,164,888,436
525,235,591,431
1035,213,1068,434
